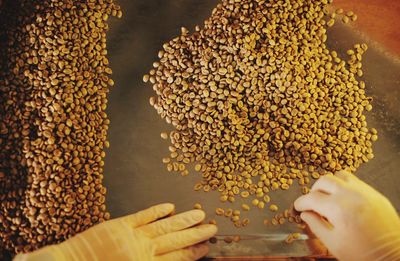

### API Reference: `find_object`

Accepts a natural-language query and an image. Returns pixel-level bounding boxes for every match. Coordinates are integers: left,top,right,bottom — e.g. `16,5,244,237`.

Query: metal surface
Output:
103,0,400,259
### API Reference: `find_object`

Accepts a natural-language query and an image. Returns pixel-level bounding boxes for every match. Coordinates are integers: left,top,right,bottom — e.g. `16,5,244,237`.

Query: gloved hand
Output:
14,203,217,261
295,170,400,261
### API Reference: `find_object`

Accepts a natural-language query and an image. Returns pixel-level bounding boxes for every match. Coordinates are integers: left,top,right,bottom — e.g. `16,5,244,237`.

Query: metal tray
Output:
103,0,400,259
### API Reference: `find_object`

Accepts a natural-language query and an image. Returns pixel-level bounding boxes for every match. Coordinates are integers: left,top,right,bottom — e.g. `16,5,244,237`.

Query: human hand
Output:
14,203,217,261
294,170,400,261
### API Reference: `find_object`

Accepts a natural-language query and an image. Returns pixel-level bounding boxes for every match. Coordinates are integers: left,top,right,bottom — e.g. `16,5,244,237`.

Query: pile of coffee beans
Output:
144,0,376,226
0,0,120,255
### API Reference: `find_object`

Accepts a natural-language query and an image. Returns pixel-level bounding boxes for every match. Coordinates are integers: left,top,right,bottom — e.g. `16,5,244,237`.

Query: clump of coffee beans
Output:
144,0,376,225
0,0,120,255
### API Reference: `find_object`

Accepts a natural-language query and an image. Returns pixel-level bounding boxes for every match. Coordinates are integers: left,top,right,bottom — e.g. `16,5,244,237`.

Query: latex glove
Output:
14,203,217,261
295,170,400,261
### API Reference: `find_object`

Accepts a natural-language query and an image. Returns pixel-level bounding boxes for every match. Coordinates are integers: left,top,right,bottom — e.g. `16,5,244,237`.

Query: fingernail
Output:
191,243,209,259
159,203,175,214
197,243,209,254
203,224,218,235
191,209,206,221
293,197,302,211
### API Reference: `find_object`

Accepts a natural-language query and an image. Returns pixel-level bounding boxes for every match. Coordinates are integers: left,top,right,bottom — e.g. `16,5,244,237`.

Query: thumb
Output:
301,211,333,244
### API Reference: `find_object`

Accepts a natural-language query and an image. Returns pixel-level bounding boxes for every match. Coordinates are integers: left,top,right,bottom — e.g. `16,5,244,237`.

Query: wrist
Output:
13,244,69,261
365,230,400,261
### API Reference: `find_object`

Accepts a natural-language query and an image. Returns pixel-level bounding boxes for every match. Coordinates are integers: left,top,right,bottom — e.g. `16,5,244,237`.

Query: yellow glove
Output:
14,203,217,261
295,170,400,261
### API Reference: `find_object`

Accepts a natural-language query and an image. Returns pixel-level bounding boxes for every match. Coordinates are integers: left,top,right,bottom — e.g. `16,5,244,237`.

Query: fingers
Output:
311,175,345,194
120,203,175,228
335,170,353,181
155,244,209,261
137,210,205,238
300,211,333,245
154,224,217,255
294,191,335,219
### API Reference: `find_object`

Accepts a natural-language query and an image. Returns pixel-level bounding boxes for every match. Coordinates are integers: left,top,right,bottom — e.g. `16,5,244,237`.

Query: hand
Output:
295,170,400,261
14,203,217,261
